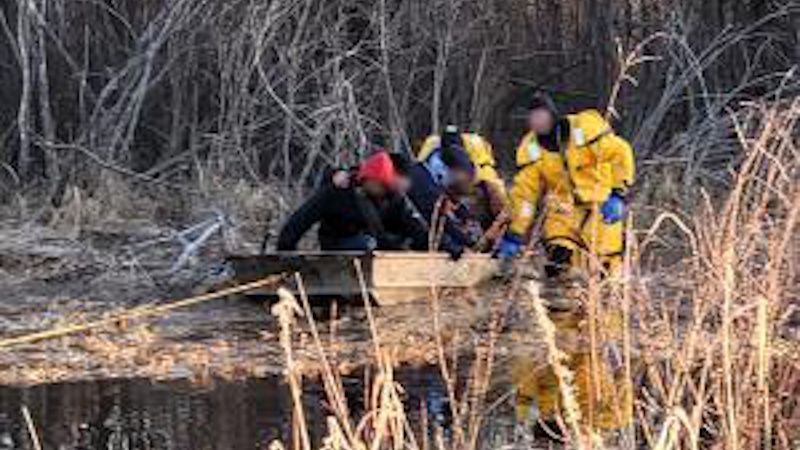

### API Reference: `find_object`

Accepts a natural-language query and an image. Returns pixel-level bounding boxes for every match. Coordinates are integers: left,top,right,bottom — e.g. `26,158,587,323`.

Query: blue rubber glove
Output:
601,190,626,224
496,233,524,259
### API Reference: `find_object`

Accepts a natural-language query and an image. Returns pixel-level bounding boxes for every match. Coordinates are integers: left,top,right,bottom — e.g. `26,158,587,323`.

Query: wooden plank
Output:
227,252,371,297
370,253,499,305
372,252,499,288
227,252,499,305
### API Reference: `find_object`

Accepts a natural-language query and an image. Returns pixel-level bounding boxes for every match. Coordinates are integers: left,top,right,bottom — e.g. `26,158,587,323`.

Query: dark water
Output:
0,377,298,449
0,369,449,450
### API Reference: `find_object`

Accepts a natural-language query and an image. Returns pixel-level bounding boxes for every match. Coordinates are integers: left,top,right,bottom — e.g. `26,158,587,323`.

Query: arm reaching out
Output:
276,188,331,250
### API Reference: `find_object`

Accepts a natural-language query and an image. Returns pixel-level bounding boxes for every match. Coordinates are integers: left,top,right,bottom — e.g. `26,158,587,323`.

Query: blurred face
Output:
447,169,474,195
393,175,412,194
528,108,555,135
362,180,387,198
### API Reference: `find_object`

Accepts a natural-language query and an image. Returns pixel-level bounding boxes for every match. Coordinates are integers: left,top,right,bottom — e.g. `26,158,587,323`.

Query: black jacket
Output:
276,185,429,251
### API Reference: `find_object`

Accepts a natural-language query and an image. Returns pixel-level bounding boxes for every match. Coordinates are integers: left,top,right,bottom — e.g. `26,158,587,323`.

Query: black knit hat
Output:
528,92,558,116
440,145,475,177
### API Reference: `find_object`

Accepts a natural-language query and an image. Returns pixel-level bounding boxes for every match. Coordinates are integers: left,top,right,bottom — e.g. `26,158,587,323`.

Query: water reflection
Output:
511,308,632,434
0,377,320,450
0,368,455,450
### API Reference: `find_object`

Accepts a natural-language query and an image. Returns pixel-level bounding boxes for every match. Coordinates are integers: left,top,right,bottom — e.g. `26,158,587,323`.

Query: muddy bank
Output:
0,293,512,386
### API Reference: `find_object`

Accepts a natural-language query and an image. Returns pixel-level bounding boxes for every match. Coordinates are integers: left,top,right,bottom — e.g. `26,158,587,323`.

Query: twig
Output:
169,213,225,273
272,288,311,450
21,405,43,450
295,273,357,443
0,274,283,349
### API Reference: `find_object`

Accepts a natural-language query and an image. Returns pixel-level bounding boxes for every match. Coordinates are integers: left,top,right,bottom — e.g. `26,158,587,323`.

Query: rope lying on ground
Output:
0,274,285,350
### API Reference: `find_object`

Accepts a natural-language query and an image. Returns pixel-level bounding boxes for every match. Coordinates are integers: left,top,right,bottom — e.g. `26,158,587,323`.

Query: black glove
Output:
444,243,464,261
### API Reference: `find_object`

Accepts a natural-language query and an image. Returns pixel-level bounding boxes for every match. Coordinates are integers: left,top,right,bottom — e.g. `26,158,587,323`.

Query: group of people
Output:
277,92,635,281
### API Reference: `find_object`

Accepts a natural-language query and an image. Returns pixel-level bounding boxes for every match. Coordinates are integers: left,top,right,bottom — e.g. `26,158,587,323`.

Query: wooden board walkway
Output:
227,252,500,305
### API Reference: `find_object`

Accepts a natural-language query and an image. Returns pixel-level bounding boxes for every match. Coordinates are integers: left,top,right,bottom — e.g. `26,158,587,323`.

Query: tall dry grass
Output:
628,98,799,449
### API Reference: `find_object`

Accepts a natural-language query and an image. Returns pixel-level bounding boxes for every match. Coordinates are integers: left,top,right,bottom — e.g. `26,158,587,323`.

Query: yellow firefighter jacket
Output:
508,110,634,258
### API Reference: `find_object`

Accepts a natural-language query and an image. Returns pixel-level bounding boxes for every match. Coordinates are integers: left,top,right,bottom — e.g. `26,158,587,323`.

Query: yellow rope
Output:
0,274,285,350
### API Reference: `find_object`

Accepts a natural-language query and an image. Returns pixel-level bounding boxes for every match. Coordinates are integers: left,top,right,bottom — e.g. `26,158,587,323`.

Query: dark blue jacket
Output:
407,153,475,254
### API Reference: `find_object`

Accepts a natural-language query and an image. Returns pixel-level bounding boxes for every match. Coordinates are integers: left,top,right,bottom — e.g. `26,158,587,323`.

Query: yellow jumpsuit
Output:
508,110,635,273
512,311,632,431
512,349,633,430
